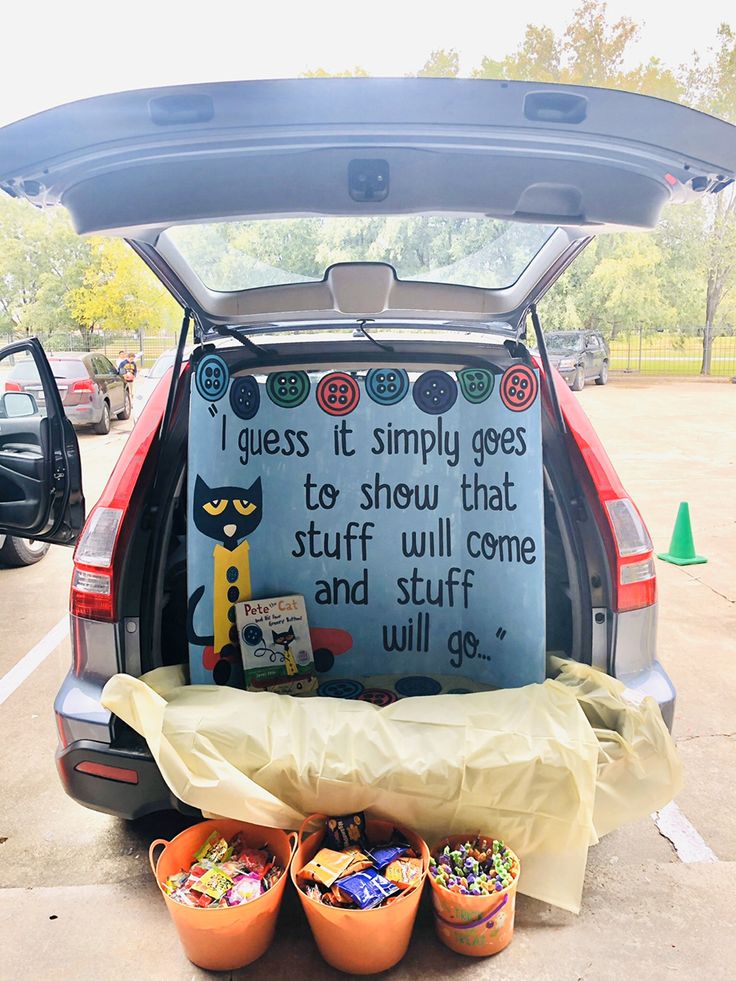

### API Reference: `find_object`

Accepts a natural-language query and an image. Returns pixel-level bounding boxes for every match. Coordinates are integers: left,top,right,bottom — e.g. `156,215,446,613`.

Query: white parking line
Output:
0,616,69,706
653,801,719,863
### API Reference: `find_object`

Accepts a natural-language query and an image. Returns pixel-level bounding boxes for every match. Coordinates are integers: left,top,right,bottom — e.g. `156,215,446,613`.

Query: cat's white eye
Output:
203,499,228,516
233,500,256,516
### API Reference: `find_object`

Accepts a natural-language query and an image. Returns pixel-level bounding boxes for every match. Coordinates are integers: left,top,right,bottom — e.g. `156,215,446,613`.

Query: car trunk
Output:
127,334,604,688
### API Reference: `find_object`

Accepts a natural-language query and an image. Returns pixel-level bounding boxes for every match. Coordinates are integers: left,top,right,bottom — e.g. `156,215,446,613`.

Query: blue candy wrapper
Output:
368,843,410,869
335,868,399,909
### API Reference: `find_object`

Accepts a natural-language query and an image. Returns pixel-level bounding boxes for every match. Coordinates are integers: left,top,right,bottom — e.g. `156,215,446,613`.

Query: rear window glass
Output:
49,359,89,379
166,216,554,293
545,334,585,353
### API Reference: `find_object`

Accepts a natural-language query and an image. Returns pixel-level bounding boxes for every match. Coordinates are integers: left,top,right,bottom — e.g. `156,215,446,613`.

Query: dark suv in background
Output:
6,351,130,434
545,330,610,390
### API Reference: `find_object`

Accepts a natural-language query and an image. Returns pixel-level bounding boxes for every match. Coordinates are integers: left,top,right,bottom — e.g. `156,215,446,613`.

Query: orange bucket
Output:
149,818,296,971
428,834,520,957
291,813,429,974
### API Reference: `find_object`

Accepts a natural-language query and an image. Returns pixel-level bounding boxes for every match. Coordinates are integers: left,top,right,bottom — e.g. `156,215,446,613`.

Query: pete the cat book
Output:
235,594,318,696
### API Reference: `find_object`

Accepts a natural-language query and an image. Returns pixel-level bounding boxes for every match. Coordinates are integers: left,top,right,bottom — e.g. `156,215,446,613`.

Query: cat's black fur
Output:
272,625,296,647
192,474,263,549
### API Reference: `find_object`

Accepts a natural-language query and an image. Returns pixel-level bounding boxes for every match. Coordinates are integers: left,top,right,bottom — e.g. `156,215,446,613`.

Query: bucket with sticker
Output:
291,813,429,974
428,834,520,957
148,818,296,971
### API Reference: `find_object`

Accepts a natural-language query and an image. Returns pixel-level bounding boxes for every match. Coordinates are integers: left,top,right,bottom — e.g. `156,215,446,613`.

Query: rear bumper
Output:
67,403,101,426
55,739,197,820
54,625,197,820
610,605,676,731
615,658,676,731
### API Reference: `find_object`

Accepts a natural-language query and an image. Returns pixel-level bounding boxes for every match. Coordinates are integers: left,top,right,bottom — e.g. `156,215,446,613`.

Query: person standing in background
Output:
119,351,138,388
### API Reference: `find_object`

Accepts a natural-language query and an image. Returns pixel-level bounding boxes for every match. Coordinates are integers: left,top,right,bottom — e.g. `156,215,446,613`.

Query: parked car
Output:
544,330,610,390
0,78,734,819
5,351,130,434
132,349,192,421
0,534,49,566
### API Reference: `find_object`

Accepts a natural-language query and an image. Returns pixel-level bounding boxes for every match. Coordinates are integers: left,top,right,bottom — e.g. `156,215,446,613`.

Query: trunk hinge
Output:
529,303,567,436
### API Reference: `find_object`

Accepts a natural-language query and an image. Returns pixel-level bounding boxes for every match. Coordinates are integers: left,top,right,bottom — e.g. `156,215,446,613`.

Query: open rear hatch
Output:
1,77,735,335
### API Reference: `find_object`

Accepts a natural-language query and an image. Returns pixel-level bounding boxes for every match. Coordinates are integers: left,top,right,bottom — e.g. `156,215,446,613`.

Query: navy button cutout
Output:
229,376,260,420
395,676,443,697
412,370,458,415
318,678,365,699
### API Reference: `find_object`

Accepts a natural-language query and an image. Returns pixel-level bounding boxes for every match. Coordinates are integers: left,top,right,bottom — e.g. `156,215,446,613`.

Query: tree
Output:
561,0,638,86
474,26,561,82
418,49,460,78
66,238,180,340
681,25,736,372
0,195,92,335
0,195,179,343
301,67,369,78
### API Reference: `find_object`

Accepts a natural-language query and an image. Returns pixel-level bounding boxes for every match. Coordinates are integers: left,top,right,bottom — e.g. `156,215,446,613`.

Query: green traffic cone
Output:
657,502,707,566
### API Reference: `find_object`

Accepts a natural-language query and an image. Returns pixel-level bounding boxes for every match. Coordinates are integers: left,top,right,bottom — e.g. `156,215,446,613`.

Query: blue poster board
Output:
187,358,545,696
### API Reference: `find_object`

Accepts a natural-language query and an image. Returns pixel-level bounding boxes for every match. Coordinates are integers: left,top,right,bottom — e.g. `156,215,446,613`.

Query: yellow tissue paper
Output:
102,659,680,913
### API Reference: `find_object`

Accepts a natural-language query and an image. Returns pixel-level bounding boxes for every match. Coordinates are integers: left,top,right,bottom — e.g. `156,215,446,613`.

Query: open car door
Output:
0,338,85,545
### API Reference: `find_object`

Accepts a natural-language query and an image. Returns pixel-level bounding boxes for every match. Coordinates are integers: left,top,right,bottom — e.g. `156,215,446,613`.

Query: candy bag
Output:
384,857,423,890
191,867,234,901
324,812,368,851
368,843,410,869
341,849,374,876
194,832,231,865
233,845,271,875
226,874,262,906
298,848,354,887
333,868,399,910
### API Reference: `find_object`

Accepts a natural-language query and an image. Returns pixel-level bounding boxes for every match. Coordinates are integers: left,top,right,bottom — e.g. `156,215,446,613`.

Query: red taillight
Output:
4,380,22,392
71,378,95,393
539,361,657,613
74,761,139,784
70,363,186,623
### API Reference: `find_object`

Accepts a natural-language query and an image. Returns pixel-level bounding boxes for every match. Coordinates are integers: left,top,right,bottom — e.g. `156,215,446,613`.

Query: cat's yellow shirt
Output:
213,539,251,654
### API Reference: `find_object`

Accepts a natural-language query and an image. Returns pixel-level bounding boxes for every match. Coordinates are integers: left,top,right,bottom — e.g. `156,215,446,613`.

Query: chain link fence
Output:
3,325,736,377
606,325,736,377
0,329,177,368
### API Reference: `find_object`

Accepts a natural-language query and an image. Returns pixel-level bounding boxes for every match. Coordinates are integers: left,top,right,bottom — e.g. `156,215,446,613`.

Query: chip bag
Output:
298,848,354,887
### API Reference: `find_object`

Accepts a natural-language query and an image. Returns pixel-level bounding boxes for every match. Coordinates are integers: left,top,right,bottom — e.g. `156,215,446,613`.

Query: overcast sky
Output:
0,0,729,126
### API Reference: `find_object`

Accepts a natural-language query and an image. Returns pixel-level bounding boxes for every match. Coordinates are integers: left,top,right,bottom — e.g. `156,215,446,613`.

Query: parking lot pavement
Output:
1,380,734,979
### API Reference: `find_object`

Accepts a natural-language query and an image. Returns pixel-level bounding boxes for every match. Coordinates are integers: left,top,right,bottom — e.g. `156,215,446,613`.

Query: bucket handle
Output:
296,813,325,848
435,893,508,931
148,838,170,879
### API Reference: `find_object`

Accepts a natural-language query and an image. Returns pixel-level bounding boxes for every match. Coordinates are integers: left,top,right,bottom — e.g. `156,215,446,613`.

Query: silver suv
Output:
0,77,734,819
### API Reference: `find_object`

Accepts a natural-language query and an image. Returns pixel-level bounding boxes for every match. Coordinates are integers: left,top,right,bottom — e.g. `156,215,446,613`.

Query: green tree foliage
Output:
0,195,84,331
0,196,179,342
492,1,735,372
301,66,369,78
418,49,460,78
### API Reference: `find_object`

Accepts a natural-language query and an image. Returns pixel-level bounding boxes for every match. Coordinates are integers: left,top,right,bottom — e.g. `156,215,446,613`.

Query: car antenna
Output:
353,319,394,353
529,303,567,435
